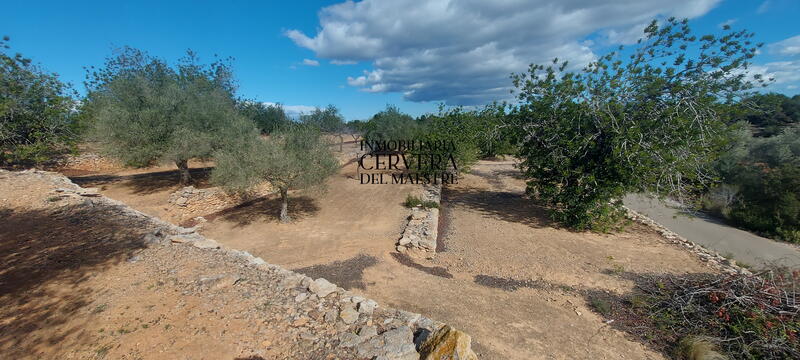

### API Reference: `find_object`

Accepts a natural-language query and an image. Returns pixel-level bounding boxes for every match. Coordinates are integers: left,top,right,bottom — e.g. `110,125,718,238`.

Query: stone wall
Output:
397,184,442,253
11,170,476,360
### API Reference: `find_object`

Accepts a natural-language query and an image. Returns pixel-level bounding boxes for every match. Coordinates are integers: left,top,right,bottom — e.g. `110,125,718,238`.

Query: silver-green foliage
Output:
85,48,255,182
212,125,339,222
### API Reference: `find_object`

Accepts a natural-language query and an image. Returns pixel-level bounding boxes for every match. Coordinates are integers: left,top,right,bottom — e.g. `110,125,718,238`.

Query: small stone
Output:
324,309,338,324
398,235,414,246
308,278,338,298
295,293,309,303
358,299,377,314
350,296,365,304
358,325,377,339
340,305,359,324
191,238,221,249
292,317,309,327
261,340,272,348
339,332,362,347
211,275,240,290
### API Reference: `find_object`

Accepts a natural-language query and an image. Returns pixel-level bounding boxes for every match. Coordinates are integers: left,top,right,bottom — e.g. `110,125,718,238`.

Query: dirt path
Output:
56,150,720,359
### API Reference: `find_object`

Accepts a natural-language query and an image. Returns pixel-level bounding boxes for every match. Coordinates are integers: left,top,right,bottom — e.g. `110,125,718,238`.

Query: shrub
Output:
710,125,800,242
600,271,800,358
1,36,77,166
403,194,438,209
510,18,763,231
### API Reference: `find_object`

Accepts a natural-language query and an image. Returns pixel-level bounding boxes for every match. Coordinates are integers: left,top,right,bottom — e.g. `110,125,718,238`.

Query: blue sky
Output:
4,0,799,120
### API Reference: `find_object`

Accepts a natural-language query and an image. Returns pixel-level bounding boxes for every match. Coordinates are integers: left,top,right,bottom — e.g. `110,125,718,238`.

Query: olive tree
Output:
212,125,339,223
511,18,765,230
238,101,290,134
1,36,76,165
84,47,254,184
301,104,345,150
363,105,419,143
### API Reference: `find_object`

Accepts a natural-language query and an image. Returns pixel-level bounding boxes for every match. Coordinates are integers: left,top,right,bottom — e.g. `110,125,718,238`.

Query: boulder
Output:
418,325,477,360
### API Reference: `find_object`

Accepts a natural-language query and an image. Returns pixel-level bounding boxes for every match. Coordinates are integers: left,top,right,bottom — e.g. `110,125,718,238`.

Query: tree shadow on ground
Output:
70,166,214,195
294,254,379,290
199,194,320,227
443,187,551,228
0,202,151,357
390,252,453,278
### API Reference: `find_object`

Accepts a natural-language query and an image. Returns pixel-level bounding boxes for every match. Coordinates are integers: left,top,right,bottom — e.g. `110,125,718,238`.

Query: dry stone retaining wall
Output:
397,184,441,253
8,169,476,360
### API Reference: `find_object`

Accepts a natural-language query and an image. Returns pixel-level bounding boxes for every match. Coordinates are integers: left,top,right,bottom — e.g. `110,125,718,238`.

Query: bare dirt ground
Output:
0,170,438,360
49,143,721,359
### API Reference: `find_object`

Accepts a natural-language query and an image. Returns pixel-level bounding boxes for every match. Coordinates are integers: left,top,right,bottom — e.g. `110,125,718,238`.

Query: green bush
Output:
613,271,800,358
1,36,77,166
403,194,438,209
709,124,800,242
510,19,762,231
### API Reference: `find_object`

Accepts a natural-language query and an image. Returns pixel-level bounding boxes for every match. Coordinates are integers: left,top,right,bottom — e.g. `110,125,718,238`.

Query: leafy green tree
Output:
238,101,289,134
301,104,345,150
212,124,339,223
84,47,256,184
363,105,419,143
511,18,764,231
710,124,800,241
1,36,76,165
729,93,800,137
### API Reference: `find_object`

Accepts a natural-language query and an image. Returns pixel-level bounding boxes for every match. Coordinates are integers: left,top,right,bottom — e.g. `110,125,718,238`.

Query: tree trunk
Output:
279,187,291,223
176,159,192,185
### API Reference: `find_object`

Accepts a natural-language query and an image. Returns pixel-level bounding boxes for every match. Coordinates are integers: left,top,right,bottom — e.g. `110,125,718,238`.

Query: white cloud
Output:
757,0,771,14
746,35,800,93
302,58,320,66
287,0,721,105
604,22,651,45
769,35,800,56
